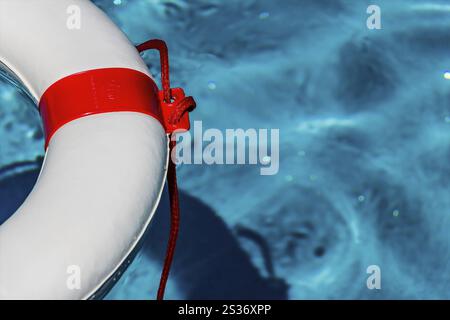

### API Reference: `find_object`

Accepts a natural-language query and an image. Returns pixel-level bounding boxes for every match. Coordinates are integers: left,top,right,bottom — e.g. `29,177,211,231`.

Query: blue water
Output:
1,0,450,299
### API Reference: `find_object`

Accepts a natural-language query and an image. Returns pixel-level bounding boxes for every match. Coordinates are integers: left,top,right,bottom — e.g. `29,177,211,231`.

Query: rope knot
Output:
158,87,196,133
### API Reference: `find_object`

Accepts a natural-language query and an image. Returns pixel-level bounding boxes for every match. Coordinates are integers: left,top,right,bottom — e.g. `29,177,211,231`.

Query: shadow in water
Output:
0,159,42,225
0,161,288,299
145,190,288,299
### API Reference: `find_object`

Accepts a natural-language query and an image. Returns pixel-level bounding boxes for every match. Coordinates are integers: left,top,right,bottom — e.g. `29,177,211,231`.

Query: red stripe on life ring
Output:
38,68,163,149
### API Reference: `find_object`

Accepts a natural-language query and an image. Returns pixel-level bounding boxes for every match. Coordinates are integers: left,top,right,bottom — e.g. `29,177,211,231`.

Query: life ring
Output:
0,0,195,299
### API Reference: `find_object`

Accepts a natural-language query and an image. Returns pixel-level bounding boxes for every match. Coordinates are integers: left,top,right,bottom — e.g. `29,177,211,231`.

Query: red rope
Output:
157,139,179,300
136,40,171,103
136,39,196,300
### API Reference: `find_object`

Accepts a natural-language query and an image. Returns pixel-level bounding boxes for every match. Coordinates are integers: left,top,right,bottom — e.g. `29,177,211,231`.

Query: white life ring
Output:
0,0,171,299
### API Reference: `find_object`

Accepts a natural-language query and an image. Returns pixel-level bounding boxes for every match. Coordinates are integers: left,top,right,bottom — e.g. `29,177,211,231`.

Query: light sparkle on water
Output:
261,156,271,164
444,71,450,80
207,81,217,90
259,12,270,20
